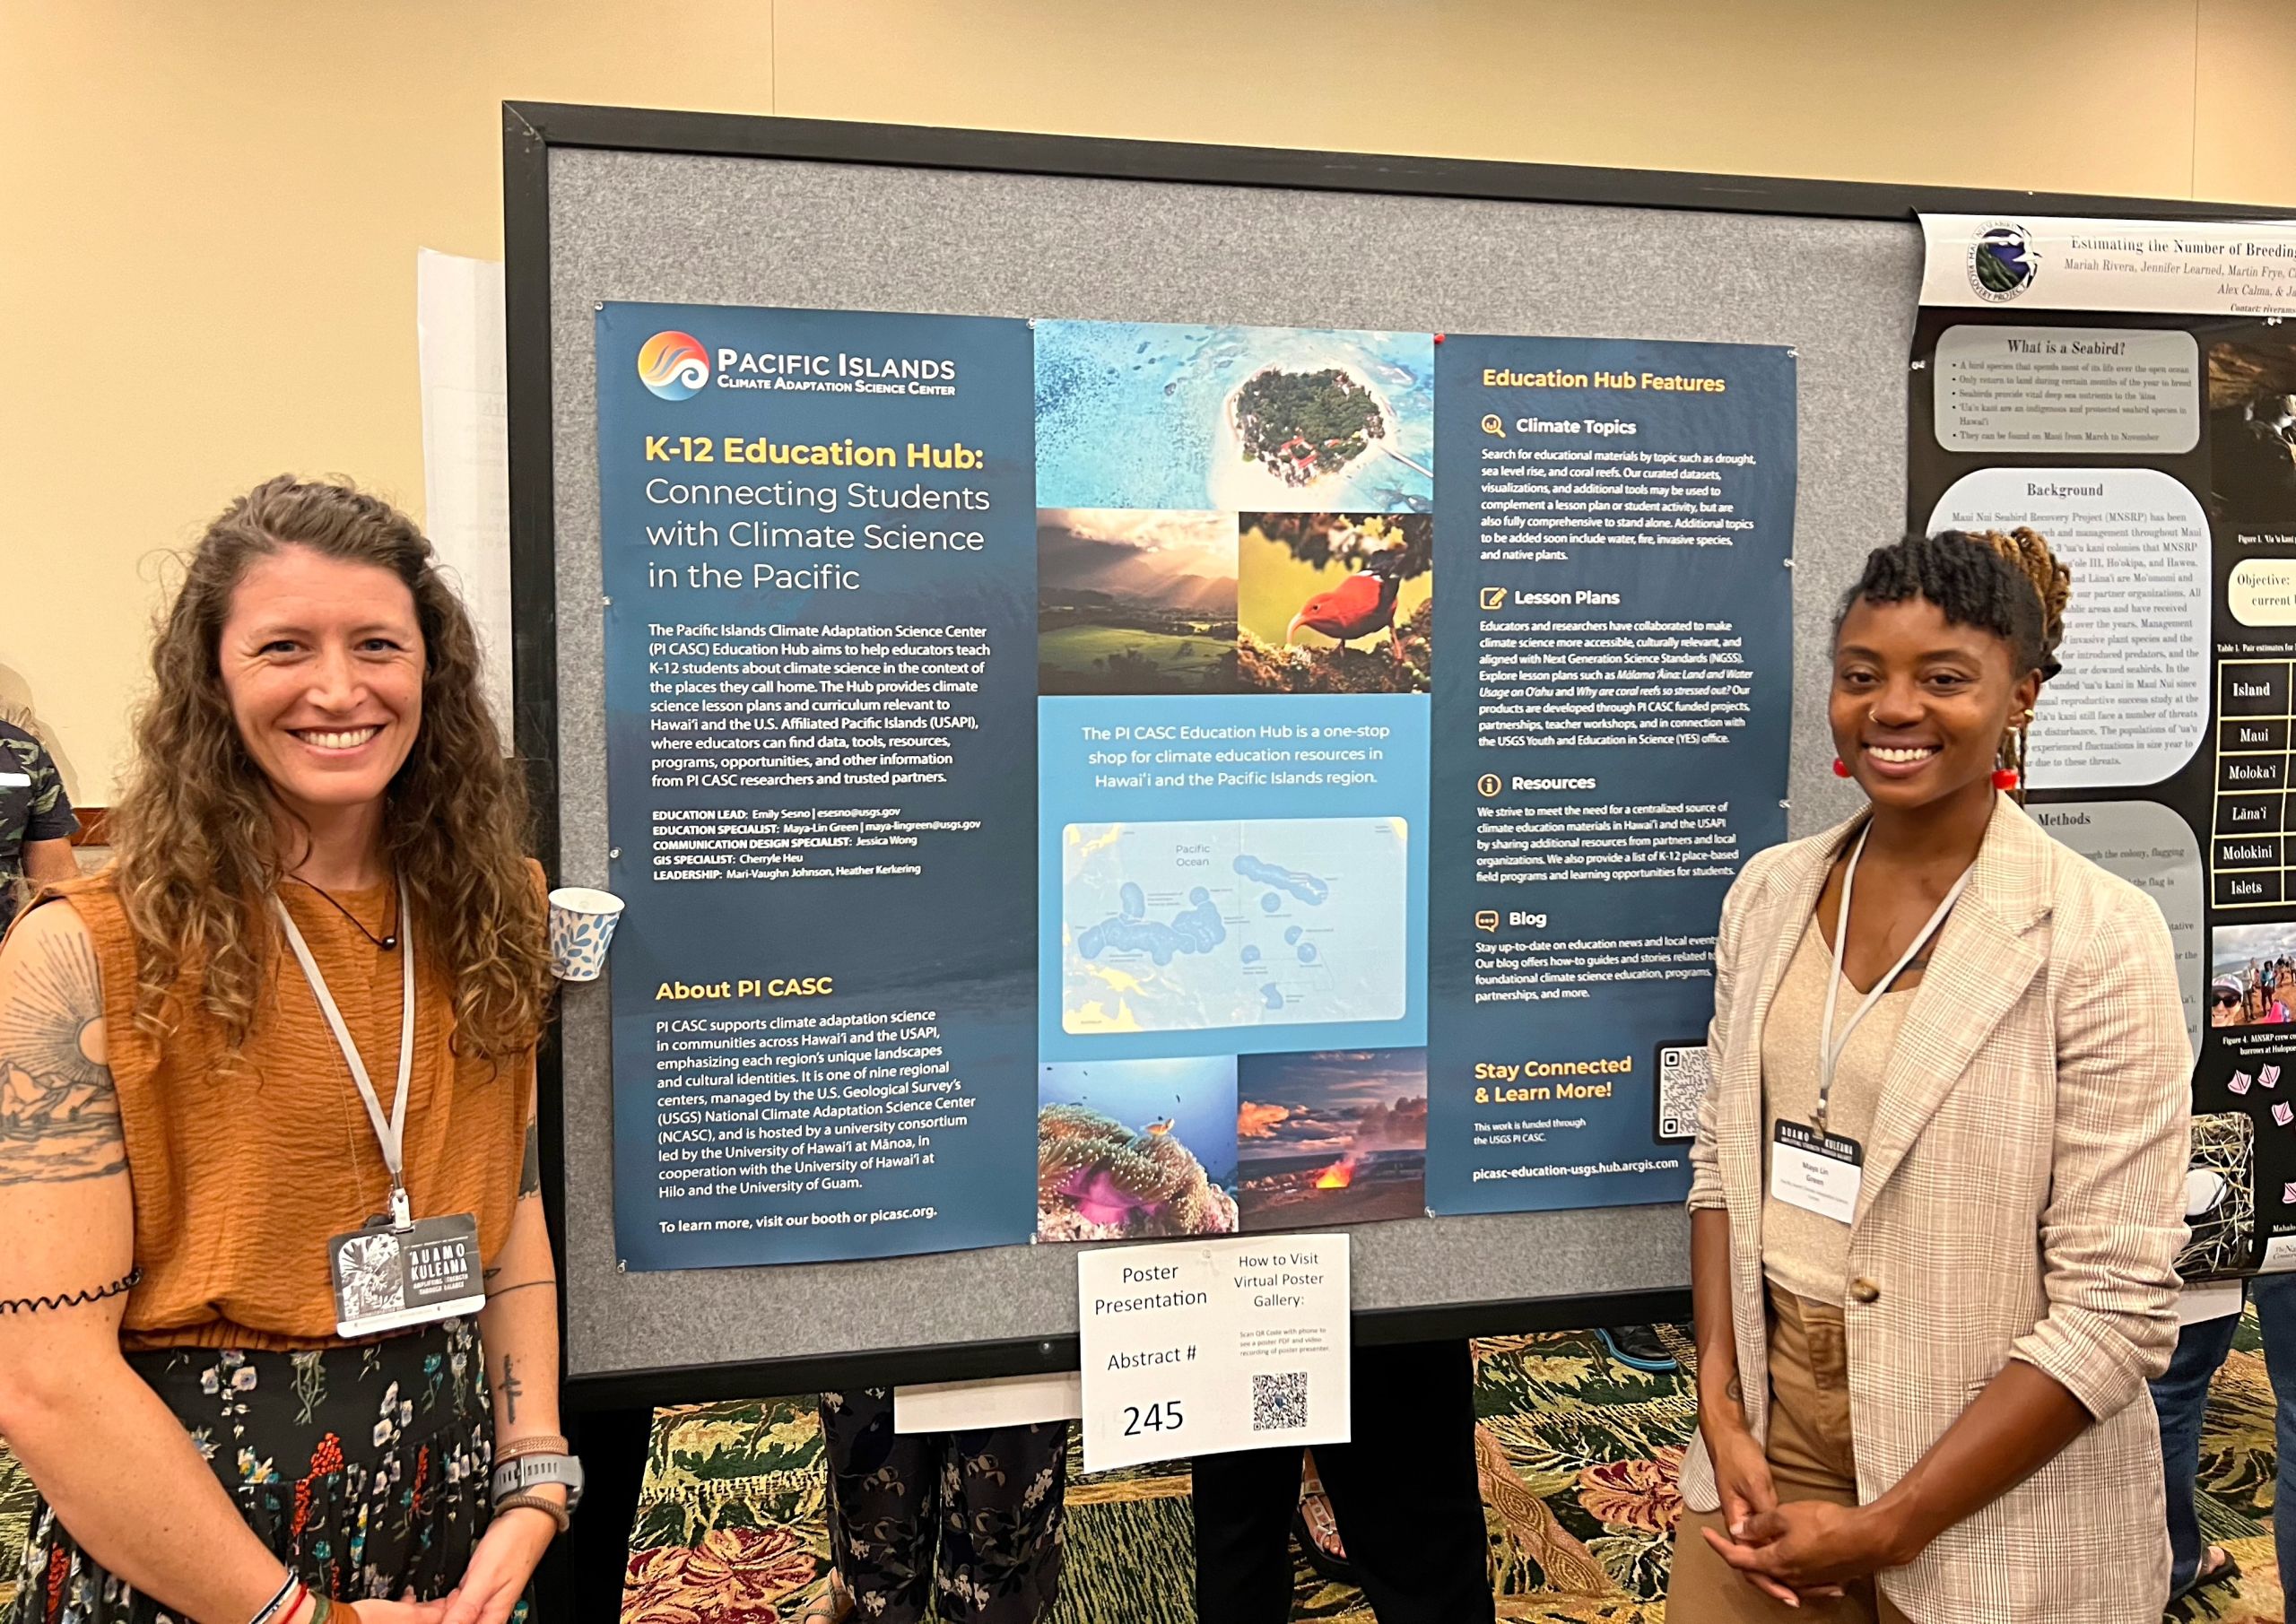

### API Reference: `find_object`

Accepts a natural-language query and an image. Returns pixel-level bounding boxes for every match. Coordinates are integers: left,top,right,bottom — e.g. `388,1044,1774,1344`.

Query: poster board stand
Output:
502,100,2286,1620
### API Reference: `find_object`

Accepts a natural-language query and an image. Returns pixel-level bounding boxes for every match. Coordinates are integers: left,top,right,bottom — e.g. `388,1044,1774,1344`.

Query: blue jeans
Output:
2152,1306,2242,1596
2150,1274,2296,1596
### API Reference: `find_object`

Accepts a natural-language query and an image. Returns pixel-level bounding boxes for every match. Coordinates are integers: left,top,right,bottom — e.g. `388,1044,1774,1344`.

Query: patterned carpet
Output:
3,1313,2286,1620
615,1308,2291,1624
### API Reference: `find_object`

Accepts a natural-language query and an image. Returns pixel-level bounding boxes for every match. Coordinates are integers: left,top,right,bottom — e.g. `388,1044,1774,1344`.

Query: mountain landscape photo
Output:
1038,508,1239,694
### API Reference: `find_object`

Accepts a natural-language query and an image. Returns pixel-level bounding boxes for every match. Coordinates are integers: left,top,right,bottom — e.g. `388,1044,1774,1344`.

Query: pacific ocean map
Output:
1062,816,1408,1032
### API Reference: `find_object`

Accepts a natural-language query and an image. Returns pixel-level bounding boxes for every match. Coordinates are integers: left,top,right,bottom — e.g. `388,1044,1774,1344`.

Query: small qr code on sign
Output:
1655,1042,1712,1142
1251,1370,1309,1432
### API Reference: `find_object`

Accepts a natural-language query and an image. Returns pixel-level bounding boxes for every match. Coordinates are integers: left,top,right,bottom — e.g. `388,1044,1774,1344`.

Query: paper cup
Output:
548,887,625,982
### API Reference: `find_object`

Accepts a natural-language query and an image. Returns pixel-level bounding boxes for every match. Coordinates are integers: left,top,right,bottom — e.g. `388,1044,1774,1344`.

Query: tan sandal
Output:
799,1573,854,1624
1293,1455,1358,1586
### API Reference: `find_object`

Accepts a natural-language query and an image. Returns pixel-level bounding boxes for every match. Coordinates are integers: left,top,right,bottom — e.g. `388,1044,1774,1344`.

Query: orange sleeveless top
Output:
52,867,537,1351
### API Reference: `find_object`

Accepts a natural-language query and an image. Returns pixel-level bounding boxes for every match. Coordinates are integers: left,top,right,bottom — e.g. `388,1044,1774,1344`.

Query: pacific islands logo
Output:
1967,222,2037,302
638,330,710,400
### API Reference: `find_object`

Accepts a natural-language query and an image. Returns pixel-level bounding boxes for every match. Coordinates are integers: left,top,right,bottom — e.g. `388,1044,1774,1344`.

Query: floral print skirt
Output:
6,1319,523,1623
816,1388,1065,1624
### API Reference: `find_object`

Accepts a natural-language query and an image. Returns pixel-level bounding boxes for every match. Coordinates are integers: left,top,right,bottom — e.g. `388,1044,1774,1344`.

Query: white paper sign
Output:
1076,1233,1351,1472
893,1371,1082,1433
1919,214,2296,317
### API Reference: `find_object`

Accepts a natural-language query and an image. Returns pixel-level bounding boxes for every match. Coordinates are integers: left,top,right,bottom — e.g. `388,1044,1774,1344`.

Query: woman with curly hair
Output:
1667,528,2191,1621
0,478,568,1624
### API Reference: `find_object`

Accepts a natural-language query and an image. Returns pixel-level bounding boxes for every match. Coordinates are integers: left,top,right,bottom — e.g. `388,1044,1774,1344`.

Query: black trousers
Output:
1190,1340,1494,1624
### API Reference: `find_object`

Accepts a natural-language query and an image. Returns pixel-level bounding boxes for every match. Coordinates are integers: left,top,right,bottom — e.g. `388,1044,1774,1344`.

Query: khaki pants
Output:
1666,1288,1911,1623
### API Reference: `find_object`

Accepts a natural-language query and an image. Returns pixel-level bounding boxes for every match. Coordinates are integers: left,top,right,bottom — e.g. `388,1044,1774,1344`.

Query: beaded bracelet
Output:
495,1489,572,1534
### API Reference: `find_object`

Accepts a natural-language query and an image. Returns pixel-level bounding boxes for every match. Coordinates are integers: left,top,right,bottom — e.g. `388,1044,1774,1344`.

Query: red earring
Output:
1832,758,1852,777
1991,768,2020,791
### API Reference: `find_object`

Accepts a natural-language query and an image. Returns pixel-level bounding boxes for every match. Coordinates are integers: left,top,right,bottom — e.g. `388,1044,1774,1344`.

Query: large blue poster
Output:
596,306,1796,1270
598,304,1040,1268
1425,336,1797,1213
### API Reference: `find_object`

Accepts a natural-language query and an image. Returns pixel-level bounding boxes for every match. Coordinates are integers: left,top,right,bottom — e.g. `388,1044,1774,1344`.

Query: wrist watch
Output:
491,1452,586,1511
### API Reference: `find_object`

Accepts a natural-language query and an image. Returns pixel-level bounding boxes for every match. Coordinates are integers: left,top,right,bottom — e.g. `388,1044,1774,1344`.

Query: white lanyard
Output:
1814,827,1970,1136
274,881,417,1229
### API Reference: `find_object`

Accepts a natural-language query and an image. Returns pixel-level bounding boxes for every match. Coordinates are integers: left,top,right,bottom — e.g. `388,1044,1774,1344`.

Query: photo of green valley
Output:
1038,508,1239,694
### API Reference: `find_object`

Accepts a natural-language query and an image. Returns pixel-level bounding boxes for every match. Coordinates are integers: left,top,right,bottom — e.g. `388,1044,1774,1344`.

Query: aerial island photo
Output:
1034,319,1434,513
1231,366,1393,487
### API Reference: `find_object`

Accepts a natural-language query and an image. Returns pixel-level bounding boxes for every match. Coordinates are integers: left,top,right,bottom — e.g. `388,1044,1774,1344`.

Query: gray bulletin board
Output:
505,104,2268,1397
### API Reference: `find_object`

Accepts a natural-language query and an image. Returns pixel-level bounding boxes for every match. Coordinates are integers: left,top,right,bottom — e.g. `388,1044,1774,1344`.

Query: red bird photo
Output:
1239,512,1431,693
1287,548,1412,665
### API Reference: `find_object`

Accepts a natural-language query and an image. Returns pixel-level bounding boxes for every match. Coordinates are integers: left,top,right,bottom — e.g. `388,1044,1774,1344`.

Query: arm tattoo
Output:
500,1354,523,1424
0,1265,141,1315
519,1116,540,1198
1726,1375,1744,1405
0,927,126,1185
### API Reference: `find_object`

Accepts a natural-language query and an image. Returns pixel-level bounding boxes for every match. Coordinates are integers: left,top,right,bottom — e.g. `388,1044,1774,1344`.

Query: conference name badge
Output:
328,1211,486,1338
1770,1120,1864,1225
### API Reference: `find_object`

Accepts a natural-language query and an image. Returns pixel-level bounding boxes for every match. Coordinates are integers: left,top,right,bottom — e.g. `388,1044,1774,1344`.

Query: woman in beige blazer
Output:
1666,529,2191,1623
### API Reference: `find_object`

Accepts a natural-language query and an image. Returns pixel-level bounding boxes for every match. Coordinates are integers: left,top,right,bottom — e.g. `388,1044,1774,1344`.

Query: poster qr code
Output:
1250,1370,1309,1432
1655,1042,1712,1142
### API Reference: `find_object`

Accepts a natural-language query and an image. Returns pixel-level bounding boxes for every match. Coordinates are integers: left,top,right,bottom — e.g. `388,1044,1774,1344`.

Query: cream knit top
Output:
1761,912,1915,1306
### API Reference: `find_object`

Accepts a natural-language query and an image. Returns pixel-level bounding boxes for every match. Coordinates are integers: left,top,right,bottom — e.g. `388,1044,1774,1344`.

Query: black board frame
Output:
502,100,2286,1613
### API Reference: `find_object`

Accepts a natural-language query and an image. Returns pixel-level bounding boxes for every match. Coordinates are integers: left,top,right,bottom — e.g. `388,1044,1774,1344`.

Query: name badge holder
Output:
1770,826,1970,1227
274,885,487,1338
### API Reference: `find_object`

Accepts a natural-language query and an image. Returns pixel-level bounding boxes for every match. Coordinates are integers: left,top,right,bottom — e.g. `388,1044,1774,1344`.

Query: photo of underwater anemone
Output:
1037,1056,1240,1242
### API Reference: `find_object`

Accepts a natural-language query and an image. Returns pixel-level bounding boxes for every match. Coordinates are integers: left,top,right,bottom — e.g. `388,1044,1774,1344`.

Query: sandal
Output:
2176,1545,2241,1603
1292,1458,1360,1587
800,1572,855,1624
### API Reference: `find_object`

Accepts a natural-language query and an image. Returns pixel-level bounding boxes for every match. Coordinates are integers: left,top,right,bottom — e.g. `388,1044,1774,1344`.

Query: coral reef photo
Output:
1038,1057,1240,1241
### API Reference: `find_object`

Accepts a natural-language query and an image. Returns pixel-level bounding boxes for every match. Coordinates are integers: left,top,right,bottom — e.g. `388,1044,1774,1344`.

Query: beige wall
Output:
5,0,2292,804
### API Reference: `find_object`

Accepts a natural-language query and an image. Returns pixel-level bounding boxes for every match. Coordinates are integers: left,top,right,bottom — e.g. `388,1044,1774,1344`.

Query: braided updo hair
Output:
1835,525,2072,797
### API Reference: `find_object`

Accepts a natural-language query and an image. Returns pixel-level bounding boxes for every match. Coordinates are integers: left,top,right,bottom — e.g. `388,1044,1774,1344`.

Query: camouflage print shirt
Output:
0,718,79,935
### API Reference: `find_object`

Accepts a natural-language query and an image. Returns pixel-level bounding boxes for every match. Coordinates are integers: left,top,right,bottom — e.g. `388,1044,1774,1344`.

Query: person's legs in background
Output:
2148,1306,2242,1598
935,1420,1072,1623
1191,1439,1310,1623
816,1388,944,1623
1309,1341,1496,1624
2247,1272,2296,1589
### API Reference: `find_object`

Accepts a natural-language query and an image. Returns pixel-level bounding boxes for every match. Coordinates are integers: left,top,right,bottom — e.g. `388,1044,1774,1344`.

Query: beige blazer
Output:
1681,794,2190,1624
